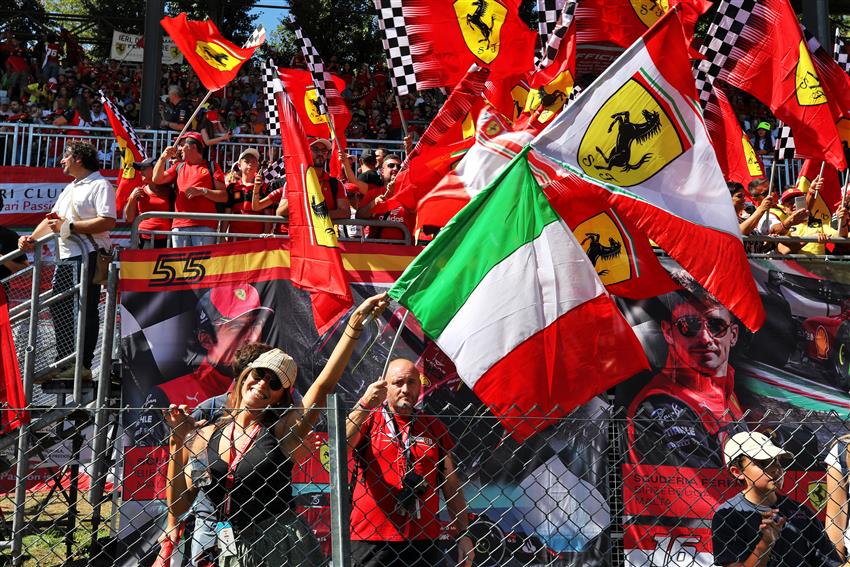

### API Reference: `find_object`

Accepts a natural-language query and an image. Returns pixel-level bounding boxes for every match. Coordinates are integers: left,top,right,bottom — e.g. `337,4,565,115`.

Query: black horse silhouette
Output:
311,195,329,219
466,0,496,50
202,47,229,66
594,110,661,172
308,97,323,117
798,70,825,100
536,86,567,109
513,98,523,118
582,233,622,277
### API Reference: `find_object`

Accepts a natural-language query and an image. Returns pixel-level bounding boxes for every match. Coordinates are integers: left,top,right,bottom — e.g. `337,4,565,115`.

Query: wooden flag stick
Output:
172,90,214,144
394,94,409,137
814,161,826,201
381,310,410,379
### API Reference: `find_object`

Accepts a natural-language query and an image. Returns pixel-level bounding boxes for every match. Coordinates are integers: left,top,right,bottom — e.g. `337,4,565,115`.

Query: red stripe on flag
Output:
472,294,648,442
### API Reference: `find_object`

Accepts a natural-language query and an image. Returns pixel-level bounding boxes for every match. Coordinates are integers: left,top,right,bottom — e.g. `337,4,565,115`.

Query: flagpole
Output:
767,159,778,196
172,90,214,144
814,161,826,201
839,180,848,233
381,310,410,380
394,94,409,137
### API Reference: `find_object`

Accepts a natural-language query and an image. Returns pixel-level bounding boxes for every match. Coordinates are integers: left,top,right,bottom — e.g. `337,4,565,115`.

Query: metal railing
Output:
0,122,405,169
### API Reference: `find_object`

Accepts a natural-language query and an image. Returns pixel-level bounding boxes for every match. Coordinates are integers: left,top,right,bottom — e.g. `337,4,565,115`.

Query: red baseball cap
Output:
779,189,804,204
178,131,206,148
196,284,273,327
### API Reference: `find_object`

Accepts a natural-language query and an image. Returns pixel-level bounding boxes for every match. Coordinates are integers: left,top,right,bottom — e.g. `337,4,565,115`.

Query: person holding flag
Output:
122,157,174,249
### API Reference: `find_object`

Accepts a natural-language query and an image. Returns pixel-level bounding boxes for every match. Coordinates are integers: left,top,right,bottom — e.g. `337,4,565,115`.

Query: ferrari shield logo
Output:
305,167,339,248
234,288,247,301
510,84,529,122
195,40,244,71
525,71,574,124
573,212,631,285
796,41,826,106
742,135,762,176
304,87,328,125
629,0,669,28
116,135,135,180
578,76,689,187
453,0,507,64
808,481,827,511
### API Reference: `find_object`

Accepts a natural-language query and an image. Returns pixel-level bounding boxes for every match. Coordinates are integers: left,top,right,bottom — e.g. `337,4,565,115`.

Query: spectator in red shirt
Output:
122,157,174,249
151,131,227,247
224,148,272,238
346,359,474,567
42,33,61,80
341,153,413,242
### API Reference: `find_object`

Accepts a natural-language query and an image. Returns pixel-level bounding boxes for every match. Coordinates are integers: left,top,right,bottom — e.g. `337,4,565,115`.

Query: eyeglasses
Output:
255,369,283,391
674,316,731,338
385,162,400,169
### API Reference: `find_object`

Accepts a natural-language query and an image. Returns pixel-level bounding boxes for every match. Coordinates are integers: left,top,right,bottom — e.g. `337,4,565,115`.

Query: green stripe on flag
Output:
389,147,560,338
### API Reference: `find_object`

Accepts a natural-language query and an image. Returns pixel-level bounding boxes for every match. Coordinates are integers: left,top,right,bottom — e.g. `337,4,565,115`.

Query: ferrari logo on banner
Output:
742,135,763,177
629,0,669,28
304,167,338,248
453,0,507,64
116,135,137,181
524,71,574,124
578,75,690,187
195,40,245,71
510,84,529,122
796,41,826,106
808,481,827,511
573,212,632,285
304,87,329,125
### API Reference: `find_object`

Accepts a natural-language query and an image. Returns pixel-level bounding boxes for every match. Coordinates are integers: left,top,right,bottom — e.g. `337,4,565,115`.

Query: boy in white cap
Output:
711,432,839,566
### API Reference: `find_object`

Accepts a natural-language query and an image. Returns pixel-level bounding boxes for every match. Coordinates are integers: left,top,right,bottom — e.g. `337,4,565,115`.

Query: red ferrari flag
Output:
576,0,710,49
798,159,842,226
278,68,351,178
99,91,147,216
702,83,764,186
406,0,536,89
374,65,490,218
161,13,264,91
701,0,846,169
0,287,26,433
277,88,353,334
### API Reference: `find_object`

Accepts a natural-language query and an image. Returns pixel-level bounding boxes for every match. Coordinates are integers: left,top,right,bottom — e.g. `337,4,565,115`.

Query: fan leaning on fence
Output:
163,293,389,567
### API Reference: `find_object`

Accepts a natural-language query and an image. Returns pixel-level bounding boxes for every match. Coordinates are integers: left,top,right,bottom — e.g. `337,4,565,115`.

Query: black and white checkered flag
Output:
776,124,795,161
290,16,341,116
262,156,286,184
242,24,266,49
97,90,147,160
696,0,757,104
374,0,417,96
536,0,567,66
262,58,282,138
835,29,850,74
536,0,576,70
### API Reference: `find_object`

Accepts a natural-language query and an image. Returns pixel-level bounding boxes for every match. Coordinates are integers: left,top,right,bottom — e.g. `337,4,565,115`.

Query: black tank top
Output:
205,423,294,527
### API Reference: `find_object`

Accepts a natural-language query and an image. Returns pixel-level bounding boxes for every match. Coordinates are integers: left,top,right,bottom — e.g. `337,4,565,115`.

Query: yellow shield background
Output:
629,0,669,28
305,167,339,248
742,135,763,176
578,78,685,187
808,481,827,511
796,41,826,107
304,87,329,125
573,213,631,285
510,84,529,122
195,40,243,71
453,0,507,64
524,71,575,124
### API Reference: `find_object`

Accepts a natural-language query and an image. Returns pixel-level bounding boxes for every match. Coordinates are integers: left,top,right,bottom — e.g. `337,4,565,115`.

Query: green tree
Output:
270,0,382,68
166,0,260,43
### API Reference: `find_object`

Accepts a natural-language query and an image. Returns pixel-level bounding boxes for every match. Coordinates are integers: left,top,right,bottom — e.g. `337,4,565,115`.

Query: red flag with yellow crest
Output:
278,87,352,334
278,68,350,179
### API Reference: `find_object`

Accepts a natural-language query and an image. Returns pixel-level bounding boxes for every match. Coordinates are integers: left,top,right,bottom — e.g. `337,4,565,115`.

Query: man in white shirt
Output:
19,141,116,379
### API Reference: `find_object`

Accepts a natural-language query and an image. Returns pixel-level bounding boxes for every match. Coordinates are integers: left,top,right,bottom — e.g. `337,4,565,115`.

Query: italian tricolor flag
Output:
389,150,648,441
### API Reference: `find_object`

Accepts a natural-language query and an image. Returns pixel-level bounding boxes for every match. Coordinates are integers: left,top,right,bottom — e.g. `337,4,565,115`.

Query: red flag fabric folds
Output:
161,13,260,91
406,0,536,89
0,287,26,433
575,0,710,49
703,82,764,186
101,96,147,215
277,89,353,334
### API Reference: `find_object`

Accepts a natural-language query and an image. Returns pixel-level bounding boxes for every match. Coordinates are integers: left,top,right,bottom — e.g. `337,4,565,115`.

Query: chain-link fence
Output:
4,402,850,566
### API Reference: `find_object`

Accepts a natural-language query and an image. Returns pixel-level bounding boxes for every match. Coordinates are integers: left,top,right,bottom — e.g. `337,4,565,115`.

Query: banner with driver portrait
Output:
617,256,850,566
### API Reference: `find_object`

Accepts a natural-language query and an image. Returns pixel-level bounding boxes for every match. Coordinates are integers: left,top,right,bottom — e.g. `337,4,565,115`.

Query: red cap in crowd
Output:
178,131,206,148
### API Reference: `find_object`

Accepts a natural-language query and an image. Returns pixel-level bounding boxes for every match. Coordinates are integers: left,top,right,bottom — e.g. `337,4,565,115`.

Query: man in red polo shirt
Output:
346,359,474,567
152,131,227,247
223,147,272,238
276,138,350,221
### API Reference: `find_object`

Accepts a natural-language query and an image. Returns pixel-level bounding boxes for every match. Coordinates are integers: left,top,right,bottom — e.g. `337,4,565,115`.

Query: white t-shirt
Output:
825,442,850,553
51,171,116,259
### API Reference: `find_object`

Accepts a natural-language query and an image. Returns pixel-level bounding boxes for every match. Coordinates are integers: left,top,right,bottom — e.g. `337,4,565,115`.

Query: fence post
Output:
71,237,90,404
11,243,44,565
88,260,119,558
327,394,352,567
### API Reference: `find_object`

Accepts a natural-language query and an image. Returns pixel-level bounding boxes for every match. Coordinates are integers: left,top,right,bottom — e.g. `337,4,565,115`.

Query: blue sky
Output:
250,5,290,35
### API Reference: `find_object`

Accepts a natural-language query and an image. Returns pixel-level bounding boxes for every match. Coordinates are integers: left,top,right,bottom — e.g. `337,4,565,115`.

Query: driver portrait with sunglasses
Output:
627,275,748,470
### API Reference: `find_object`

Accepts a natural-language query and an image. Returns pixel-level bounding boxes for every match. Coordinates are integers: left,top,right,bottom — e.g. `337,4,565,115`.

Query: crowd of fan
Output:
0,30,442,142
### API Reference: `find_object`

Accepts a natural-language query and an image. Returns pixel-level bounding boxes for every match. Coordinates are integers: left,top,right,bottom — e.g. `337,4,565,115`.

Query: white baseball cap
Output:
248,348,297,389
724,431,790,466
238,147,260,161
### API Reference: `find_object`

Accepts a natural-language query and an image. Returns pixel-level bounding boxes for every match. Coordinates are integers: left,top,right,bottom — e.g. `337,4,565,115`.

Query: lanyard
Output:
223,420,261,517
382,405,416,469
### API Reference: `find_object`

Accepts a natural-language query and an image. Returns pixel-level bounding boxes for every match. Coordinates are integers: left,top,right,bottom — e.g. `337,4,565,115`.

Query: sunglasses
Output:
255,368,283,391
673,316,731,338
385,162,400,169
751,458,784,471
751,191,768,199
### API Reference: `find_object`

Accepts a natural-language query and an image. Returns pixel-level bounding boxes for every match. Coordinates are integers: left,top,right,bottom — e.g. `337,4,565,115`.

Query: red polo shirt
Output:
349,409,455,542
167,161,225,229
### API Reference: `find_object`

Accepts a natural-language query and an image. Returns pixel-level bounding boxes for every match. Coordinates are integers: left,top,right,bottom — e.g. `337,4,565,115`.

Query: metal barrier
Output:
3,403,850,566
128,211,415,247
0,122,405,169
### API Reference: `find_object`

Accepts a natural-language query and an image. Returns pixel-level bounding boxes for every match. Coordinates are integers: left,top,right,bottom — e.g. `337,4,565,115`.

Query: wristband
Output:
357,401,372,412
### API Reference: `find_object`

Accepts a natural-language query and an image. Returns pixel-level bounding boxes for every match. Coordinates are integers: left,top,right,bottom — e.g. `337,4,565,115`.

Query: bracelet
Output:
348,321,365,333
345,329,361,340
357,401,372,412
